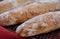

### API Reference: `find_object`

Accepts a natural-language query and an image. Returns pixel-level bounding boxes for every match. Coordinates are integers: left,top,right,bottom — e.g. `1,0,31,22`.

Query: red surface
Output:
0,26,60,39
0,26,28,39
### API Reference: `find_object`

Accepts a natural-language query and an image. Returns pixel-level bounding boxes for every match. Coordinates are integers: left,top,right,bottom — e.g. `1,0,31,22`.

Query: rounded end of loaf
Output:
16,11,60,37
16,26,27,37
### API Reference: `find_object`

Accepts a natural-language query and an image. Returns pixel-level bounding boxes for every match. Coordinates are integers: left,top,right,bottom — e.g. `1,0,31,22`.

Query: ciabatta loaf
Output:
16,11,60,37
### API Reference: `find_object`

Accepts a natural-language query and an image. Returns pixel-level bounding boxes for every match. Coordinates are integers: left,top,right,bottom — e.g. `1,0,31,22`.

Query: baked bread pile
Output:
0,0,60,37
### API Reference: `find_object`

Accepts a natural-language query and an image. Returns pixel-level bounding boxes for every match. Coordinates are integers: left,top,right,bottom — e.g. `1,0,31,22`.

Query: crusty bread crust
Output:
0,2,60,26
0,0,18,13
0,0,38,13
16,11,60,37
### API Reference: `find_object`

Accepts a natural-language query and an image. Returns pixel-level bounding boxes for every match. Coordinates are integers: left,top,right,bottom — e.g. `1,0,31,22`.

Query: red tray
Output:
3,25,60,39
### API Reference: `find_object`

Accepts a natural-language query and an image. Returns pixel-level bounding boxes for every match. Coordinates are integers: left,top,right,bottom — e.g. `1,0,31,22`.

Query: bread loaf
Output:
0,0,37,13
0,0,18,13
16,11,60,37
0,2,60,26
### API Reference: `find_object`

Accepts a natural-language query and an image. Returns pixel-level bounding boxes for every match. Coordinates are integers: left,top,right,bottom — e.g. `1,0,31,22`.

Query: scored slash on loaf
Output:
16,11,60,37
0,1,60,26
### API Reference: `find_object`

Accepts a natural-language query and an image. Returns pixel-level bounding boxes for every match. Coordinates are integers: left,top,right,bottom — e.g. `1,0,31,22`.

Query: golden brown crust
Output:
0,0,38,14
16,11,60,37
17,0,37,6
0,2,14,13
0,2,60,26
